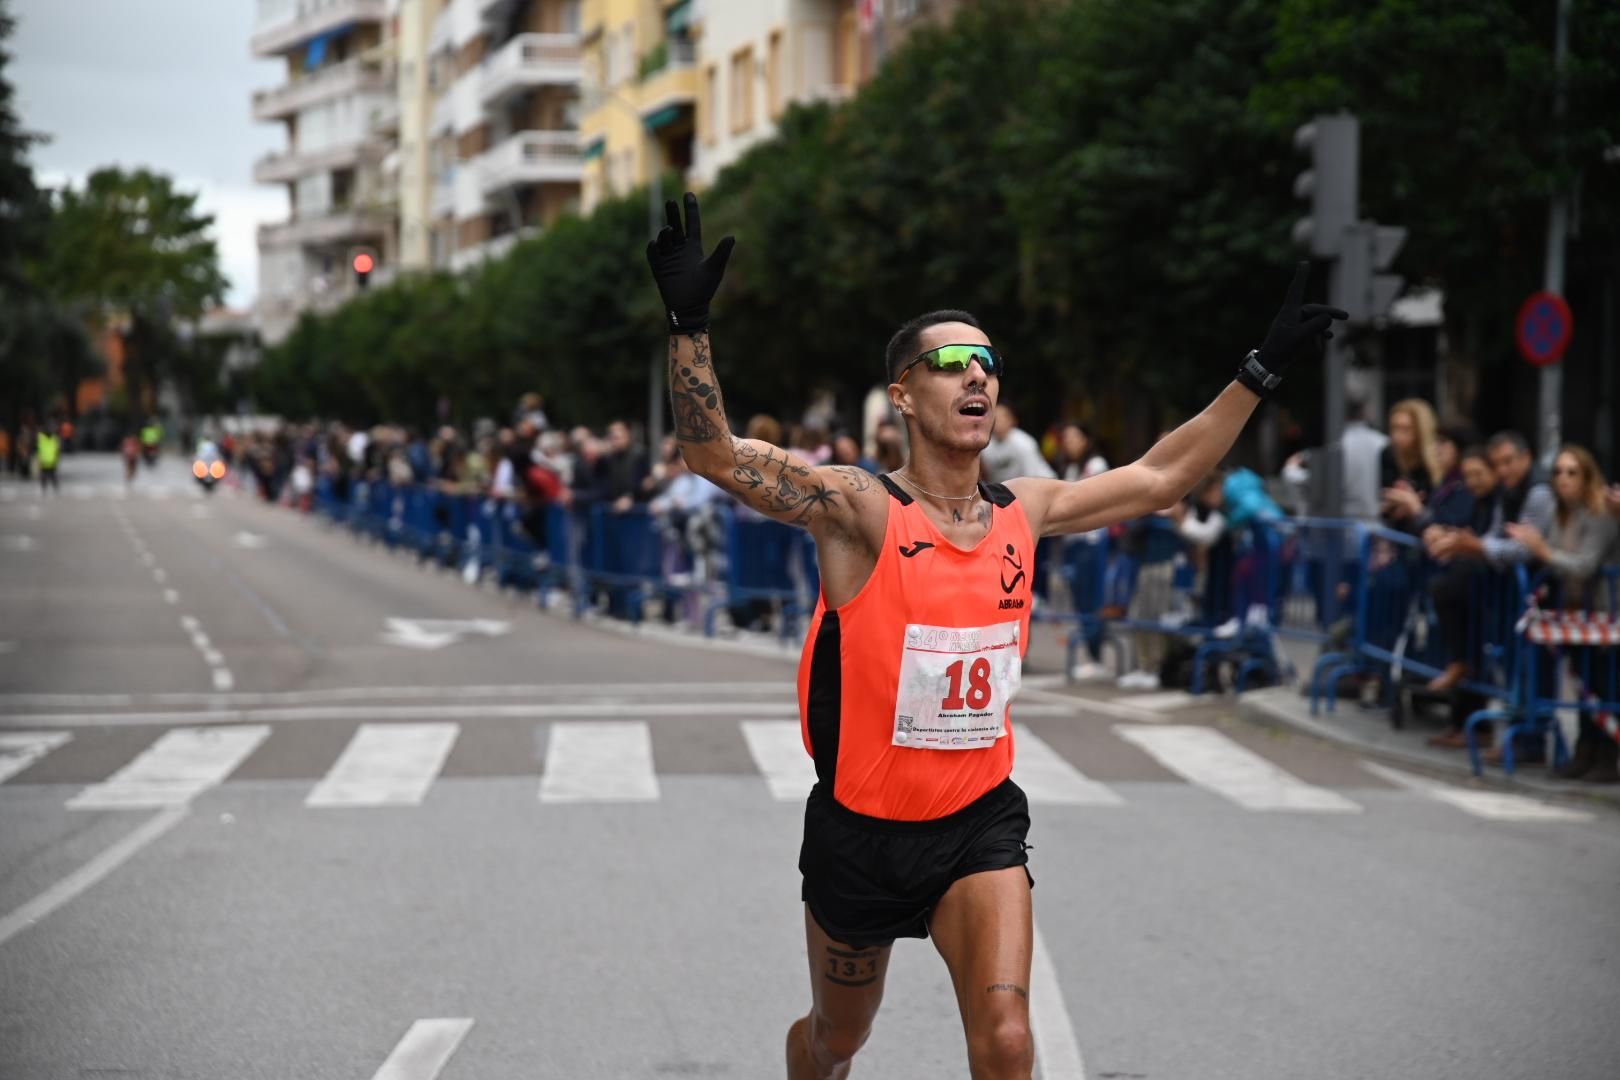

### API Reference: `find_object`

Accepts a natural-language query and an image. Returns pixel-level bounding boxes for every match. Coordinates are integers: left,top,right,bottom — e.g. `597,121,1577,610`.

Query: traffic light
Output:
1291,112,1358,257
351,248,377,290
1291,111,1405,327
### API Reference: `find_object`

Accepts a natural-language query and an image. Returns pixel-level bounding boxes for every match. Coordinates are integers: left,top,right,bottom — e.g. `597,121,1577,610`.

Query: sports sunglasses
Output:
895,343,1005,384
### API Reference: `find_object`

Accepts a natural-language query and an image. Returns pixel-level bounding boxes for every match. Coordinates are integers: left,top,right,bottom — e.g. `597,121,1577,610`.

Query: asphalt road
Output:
1,454,1616,1080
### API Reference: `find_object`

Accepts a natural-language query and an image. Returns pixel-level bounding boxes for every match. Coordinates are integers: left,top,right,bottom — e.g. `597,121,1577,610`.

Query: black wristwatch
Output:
1234,349,1282,398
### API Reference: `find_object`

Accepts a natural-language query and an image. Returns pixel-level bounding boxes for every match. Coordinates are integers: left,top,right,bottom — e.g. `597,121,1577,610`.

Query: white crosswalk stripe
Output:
1011,725,1123,806
369,1018,474,1080
741,720,817,802
539,721,659,803
1361,762,1594,823
307,723,460,808
0,732,71,784
66,725,271,810
1116,724,1362,813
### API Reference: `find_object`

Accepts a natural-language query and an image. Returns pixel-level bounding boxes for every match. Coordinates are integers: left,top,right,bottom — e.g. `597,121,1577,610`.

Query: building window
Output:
767,30,783,119
701,64,718,144
729,47,754,135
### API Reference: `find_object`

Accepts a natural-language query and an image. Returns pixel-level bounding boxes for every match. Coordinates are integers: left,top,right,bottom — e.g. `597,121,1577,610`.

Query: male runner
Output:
646,194,1345,1079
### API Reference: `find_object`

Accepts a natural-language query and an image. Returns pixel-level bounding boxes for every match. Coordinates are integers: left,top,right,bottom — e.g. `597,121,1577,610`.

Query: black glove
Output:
1236,261,1348,398
645,192,735,335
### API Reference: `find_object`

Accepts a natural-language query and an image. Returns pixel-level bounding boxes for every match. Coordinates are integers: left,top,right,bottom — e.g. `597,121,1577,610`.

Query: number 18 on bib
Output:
893,622,1022,749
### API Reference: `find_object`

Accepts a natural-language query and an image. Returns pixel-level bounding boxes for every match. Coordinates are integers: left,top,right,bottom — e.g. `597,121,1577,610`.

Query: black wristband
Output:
1234,349,1282,399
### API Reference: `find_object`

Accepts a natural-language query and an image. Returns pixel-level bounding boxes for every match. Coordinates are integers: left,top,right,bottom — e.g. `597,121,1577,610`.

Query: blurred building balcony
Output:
480,130,584,193
368,95,400,136
451,226,538,272
253,57,390,121
431,171,456,218
253,139,387,184
252,0,388,57
481,33,583,109
638,39,697,120
257,205,391,248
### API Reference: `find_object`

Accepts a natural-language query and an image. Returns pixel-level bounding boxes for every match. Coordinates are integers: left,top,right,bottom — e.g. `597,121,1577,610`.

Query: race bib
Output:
893,621,1022,750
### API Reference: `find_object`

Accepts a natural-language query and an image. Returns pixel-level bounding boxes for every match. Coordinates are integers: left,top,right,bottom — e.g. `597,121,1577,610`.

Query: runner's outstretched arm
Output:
1011,262,1347,538
648,194,879,534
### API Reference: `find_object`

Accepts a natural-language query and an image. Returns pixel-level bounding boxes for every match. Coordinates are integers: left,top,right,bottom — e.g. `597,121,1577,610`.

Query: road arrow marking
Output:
379,618,510,650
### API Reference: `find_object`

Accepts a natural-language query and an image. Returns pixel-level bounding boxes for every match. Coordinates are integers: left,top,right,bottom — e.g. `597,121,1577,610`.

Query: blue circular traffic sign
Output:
1516,291,1573,367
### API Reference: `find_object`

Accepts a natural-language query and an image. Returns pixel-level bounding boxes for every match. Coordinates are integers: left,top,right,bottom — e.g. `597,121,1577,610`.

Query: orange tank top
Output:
797,476,1036,820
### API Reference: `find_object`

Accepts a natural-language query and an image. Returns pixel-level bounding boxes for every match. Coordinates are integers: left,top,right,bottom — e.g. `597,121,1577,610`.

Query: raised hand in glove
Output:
645,192,735,335
1236,261,1349,398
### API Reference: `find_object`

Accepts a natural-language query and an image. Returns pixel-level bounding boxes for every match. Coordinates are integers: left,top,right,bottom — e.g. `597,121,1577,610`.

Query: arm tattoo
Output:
826,465,873,492
669,333,725,444
986,983,1028,1000
825,945,882,988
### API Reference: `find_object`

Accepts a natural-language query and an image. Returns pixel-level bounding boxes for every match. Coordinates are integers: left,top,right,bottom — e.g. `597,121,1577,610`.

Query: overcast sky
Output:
10,0,290,308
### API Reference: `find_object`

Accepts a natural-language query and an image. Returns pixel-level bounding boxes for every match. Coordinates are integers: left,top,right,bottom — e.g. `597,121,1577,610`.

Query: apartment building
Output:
421,0,585,272
578,1,971,205
252,0,397,345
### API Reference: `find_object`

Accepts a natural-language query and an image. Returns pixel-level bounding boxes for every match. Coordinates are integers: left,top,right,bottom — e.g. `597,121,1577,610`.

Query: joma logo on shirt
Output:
998,598,1025,610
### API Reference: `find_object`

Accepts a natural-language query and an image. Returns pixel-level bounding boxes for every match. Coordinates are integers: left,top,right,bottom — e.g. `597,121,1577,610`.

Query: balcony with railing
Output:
253,138,387,184
479,130,584,192
481,33,584,108
252,0,388,57
253,57,389,121
257,204,391,249
637,38,697,119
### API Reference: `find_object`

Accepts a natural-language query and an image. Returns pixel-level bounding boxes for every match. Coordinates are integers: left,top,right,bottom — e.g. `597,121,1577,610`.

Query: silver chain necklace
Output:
894,469,979,501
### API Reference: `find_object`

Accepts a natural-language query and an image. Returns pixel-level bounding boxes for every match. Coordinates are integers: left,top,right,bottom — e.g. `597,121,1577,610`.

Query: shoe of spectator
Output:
1135,673,1161,691
1117,671,1156,690
1070,661,1111,683
1426,729,1470,749
1425,662,1467,693
1551,738,1596,780
1212,618,1242,639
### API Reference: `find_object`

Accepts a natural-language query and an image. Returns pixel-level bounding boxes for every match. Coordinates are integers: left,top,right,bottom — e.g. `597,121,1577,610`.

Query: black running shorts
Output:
798,777,1033,950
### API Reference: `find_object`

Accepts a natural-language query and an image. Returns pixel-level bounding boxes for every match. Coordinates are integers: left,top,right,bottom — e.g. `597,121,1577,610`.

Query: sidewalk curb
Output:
1237,687,1620,811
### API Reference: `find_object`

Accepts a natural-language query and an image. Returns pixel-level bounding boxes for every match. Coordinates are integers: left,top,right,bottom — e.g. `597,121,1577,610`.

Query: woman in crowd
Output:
1383,422,1476,533
1379,398,1440,527
1504,445,1619,782
1055,421,1108,482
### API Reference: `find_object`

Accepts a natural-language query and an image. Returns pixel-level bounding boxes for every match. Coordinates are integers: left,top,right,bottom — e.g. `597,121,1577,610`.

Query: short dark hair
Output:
1460,444,1491,465
884,309,983,383
1487,430,1532,457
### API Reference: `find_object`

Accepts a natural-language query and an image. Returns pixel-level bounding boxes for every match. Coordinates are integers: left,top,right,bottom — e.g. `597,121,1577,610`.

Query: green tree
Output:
1257,0,1620,427
37,167,229,412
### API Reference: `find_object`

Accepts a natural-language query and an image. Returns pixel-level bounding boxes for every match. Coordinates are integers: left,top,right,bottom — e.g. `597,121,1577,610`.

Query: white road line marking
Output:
211,669,235,692
1018,687,1164,724
0,681,790,708
0,701,1087,729
190,632,211,650
179,615,199,633
1012,726,1123,806
0,807,186,948
1115,725,1361,813
740,721,816,801
201,649,224,667
151,568,167,584
163,589,179,605
1030,919,1088,1079
540,721,659,803
140,551,155,566
66,726,269,810
0,732,71,784
1361,761,1595,823
307,723,460,808
369,1018,475,1080
1112,690,1202,712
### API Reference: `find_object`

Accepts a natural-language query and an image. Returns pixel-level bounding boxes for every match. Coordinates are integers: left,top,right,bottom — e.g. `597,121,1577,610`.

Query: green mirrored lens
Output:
931,345,999,376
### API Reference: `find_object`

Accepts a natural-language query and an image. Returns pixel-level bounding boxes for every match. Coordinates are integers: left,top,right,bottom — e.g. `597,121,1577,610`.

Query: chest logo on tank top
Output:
999,544,1025,594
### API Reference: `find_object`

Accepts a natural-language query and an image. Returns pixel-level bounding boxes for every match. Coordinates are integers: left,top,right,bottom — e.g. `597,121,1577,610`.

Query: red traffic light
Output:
352,252,375,275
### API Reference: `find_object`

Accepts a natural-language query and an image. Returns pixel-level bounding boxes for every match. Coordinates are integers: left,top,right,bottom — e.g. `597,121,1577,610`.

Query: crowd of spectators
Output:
207,387,1620,781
